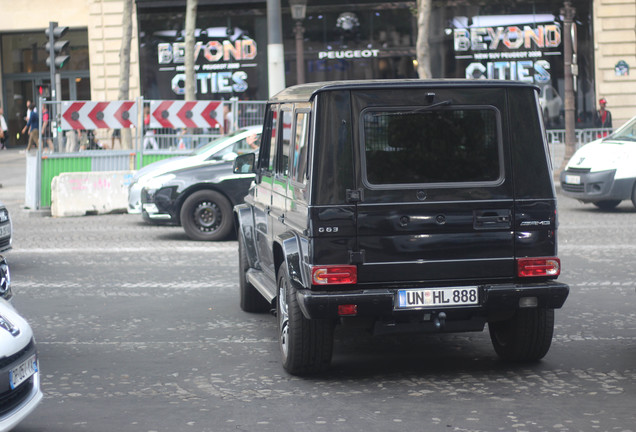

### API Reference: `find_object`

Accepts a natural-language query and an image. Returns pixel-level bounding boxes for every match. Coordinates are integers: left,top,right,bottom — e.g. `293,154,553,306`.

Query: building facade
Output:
0,0,634,148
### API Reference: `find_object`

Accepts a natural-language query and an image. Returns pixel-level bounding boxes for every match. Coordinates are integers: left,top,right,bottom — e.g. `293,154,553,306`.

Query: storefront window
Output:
137,7,268,100
428,0,594,127
284,4,418,83
1,29,89,147
1,29,89,75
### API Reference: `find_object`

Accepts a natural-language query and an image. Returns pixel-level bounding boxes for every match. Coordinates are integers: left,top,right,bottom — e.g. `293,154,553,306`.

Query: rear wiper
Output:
412,99,452,112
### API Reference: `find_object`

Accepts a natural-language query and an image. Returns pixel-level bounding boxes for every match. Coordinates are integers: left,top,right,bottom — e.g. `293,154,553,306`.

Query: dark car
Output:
0,200,12,253
234,79,569,375
141,159,255,241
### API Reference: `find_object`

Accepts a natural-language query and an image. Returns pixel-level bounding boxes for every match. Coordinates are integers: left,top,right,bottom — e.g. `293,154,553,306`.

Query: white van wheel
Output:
631,183,636,209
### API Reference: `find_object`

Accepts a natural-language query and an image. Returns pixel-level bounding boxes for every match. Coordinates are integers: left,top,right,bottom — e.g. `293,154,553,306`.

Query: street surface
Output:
1,148,635,432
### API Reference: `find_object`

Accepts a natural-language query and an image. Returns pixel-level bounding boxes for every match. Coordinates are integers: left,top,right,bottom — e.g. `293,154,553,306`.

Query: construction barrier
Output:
29,98,266,209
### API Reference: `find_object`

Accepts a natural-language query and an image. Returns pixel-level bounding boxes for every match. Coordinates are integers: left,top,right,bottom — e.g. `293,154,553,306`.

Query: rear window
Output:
362,107,502,186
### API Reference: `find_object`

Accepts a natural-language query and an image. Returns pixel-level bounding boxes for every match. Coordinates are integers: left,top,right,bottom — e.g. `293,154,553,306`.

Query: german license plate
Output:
9,354,38,390
396,287,479,309
564,175,581,185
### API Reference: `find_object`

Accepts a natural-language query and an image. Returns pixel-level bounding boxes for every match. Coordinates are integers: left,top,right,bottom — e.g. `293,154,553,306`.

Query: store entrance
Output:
2,74,90,148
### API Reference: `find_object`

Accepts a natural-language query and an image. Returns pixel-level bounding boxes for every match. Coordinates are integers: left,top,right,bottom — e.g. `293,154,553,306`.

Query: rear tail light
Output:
338,304,358,316
311,265,357,285
517,257,560,277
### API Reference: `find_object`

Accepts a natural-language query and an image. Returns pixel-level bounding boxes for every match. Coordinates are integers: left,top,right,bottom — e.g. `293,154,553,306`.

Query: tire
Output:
277,263,334,375
593,200,621,210
180,190,233,241
488,308,555,362
239,233,270,313
631,183,636,209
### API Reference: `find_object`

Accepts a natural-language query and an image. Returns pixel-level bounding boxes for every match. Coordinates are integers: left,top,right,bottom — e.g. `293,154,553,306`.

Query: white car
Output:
0,258,42,431
128,126,262,214
560,115,636,209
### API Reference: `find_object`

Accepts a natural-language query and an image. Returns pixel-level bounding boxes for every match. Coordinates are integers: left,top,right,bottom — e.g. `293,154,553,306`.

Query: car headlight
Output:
0,256,12,300
144,173,176,191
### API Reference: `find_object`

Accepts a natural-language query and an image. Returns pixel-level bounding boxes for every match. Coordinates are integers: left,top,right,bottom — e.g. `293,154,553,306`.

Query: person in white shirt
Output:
0,105,8,150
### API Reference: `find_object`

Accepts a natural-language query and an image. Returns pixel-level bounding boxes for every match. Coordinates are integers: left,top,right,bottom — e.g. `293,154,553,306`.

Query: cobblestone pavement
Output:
1,148,635,432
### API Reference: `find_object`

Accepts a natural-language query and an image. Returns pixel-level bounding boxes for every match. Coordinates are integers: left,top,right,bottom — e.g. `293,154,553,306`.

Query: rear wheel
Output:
239,233,270,313
180,190,233,241
277,263,334,375
631,183,636,209
593,200,621,210
488,308,555,362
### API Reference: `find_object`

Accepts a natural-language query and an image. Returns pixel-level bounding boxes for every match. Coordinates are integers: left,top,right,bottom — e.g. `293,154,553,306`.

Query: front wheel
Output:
277,263,334,375
631,183,636,209
488,308,555,362
180,190,233,241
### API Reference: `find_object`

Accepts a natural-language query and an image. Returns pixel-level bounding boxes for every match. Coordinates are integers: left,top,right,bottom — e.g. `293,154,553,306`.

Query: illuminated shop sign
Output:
317,49,380,60
154,30,258,97
452,15,562,84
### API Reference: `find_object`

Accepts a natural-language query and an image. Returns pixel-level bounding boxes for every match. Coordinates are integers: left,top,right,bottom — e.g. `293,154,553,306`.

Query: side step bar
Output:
246,268,276,303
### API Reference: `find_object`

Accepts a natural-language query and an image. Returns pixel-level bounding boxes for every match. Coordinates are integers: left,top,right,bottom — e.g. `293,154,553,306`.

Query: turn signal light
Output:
517,257,560,277
311,265,357,285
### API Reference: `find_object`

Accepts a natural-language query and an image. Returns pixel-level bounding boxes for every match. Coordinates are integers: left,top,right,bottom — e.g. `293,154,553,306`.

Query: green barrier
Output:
40,152,187,208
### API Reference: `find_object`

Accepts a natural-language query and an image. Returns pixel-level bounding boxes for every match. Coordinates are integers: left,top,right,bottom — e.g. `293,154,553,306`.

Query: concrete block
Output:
51,171,134,217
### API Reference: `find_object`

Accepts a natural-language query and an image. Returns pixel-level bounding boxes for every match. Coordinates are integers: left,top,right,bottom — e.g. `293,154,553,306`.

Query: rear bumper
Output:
296,281,569,322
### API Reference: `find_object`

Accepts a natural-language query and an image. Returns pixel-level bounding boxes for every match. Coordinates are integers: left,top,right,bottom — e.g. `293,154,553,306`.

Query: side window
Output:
232,133,260,155
291,111,310,184
278,110,293,176
266,107,279,172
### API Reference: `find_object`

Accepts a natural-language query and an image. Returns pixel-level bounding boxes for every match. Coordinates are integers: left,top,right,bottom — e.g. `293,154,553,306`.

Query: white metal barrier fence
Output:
37,98,267,154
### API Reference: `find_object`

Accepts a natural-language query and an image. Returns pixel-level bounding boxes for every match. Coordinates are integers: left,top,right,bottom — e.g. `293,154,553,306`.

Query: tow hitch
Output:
433,312,447,330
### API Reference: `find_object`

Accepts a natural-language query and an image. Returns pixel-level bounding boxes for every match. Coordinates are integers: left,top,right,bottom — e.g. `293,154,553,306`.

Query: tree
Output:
415,0,432,79
118,0,133,149
185,0,198,102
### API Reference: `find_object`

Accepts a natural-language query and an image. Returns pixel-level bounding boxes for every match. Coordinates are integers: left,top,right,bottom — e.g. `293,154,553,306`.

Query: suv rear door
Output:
350,88,515,285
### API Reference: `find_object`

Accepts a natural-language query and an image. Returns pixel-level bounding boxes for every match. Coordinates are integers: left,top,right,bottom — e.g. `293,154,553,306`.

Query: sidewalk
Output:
0,147,50,218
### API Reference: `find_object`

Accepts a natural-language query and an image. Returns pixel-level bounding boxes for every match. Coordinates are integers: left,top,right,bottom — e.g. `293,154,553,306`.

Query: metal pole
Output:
36,98,43,210
55,72,62,151
560,1,576,174
294,21,305,84
47,22,57,102
266,0,286,96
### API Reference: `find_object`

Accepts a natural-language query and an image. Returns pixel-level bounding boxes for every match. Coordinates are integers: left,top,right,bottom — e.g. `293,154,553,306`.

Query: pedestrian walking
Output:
22,101,39,153
0,105,8,150
41,105,55,153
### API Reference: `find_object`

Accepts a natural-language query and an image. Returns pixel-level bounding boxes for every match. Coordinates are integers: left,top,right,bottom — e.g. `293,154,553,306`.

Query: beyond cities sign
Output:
452,14,562,84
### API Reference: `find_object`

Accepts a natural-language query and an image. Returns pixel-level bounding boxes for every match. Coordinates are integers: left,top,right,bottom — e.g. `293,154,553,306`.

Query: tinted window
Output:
362,108,501,185
291,112,310,184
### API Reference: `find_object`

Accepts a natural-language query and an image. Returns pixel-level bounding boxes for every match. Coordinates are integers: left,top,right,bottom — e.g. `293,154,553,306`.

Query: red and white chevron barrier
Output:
61,101,138,130
149,100,224,129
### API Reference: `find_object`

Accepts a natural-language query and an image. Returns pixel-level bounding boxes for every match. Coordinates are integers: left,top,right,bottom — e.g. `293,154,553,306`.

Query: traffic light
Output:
45,22,70,69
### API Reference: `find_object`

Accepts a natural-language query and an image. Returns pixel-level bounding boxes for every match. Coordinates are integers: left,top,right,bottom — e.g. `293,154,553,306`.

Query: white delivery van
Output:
560,115,636,209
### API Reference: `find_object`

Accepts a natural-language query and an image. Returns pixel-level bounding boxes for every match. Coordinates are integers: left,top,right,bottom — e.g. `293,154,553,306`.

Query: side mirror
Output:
0,255,12,301
233,152,256,174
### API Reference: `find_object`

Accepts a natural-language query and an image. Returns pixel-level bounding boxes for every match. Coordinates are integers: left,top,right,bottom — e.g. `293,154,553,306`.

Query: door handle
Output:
474,210,511,229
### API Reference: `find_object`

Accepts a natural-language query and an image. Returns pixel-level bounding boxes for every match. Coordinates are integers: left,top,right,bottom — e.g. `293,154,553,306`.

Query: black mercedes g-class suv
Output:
233,80,569,375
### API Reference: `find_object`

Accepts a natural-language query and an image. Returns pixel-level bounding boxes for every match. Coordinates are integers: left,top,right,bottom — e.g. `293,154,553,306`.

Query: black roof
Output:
268,79,539,103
